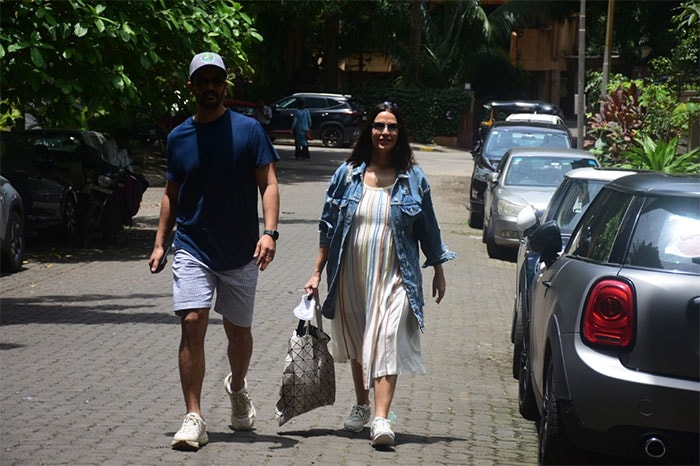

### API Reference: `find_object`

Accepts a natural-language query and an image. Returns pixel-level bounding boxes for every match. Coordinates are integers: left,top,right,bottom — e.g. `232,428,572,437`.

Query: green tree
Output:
0,0,261,133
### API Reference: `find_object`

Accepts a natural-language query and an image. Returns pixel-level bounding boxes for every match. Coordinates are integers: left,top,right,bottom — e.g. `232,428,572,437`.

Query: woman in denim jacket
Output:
304,102,455,447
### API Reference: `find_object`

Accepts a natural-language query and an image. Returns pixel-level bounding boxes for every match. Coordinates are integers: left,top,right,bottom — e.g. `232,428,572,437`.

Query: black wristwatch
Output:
263,229,279,241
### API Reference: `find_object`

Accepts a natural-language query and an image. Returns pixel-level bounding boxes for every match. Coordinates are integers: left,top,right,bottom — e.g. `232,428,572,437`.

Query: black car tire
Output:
468,210,483,229
538,358,575,464
485,217,508,259
320,125,343,148
512,288,524,378
517,337,539,421
62,194,79,240
1,210,25,273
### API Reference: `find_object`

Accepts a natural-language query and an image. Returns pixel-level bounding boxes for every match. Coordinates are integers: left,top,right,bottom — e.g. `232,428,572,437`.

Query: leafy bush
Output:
618,136,700,173
584,83,644,164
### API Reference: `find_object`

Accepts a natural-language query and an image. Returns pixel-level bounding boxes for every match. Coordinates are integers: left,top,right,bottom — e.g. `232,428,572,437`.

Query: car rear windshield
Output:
484,128,571,161
504,156,598,187
625,196,700,273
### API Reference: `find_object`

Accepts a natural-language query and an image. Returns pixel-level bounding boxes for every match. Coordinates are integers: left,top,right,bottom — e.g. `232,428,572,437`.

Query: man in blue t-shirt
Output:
149,52,280,451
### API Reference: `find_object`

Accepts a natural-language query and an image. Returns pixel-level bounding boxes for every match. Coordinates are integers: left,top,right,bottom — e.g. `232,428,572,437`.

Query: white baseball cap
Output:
189,52,226,79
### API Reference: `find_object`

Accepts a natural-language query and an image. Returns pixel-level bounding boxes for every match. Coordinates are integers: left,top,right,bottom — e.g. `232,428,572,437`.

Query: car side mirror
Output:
517,205,539,236
489,172,499,183
528,220,562,267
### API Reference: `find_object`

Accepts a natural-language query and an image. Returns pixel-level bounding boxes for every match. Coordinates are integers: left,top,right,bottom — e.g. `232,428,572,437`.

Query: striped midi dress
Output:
330,182,426,390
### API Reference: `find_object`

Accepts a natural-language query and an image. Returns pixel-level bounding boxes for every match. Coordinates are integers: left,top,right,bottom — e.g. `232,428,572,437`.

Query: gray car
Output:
482,147,599,259
0,175,25,273
520,172,700,464
511,167,636,380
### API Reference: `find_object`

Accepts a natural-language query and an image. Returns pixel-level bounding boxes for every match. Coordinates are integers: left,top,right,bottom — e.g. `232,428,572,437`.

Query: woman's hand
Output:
432,264,446,304
304,272,321,299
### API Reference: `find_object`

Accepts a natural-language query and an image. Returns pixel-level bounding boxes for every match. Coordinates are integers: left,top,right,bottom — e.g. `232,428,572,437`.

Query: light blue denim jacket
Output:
319,161,456,331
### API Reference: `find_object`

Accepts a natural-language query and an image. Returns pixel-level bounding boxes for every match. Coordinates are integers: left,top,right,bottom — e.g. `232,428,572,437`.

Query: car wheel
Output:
485,217,508,259
62,194,79,240
321,125,343,148
1,210,25,273
512,291,524,378
468,210,483,229
538,358,575,464
517,337,538,420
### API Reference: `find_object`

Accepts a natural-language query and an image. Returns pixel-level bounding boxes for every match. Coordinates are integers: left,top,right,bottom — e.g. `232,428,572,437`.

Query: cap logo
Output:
201,53,216,63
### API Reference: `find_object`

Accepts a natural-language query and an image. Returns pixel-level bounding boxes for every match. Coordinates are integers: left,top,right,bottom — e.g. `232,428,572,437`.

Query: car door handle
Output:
543,281,552,288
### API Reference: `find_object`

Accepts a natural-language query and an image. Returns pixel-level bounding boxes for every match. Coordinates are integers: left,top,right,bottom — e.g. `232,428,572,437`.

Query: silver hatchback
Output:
521,172,700,464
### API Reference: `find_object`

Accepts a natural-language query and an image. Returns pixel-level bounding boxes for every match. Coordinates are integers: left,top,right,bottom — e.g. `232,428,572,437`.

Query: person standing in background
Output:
291,98,311,160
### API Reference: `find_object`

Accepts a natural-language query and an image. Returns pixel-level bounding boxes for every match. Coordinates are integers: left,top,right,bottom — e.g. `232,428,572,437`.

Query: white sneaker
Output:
171,412,208,450
370,417,395,447
343,404,371,432
225,373,256,431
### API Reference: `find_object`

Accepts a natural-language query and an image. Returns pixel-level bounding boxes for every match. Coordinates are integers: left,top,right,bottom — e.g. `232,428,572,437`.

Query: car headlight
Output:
497,198,526,217
474,169,491,182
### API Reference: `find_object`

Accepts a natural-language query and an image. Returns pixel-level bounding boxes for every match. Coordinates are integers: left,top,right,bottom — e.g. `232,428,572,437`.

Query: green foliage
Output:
585,83,644,164
618,136,700,173
638,82,696,141
585,69,700,169
584,71,631,112
1,0,261,132
350,83,473,143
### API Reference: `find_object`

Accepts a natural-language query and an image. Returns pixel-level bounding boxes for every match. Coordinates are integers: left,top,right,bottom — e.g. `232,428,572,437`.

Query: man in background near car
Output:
148,51,280,451
254,99,272,136
291,98,312,160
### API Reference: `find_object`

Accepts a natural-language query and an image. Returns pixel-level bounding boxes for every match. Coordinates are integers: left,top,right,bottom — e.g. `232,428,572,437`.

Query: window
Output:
303,97,328,109
554,179,608,235
567,189,633,262
626,196,700,273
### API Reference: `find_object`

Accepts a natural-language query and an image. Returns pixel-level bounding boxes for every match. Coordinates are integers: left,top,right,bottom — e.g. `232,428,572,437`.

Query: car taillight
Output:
582,279,634,348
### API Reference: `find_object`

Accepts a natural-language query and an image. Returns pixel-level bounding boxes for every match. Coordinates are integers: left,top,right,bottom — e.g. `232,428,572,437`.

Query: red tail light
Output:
582,279,634,348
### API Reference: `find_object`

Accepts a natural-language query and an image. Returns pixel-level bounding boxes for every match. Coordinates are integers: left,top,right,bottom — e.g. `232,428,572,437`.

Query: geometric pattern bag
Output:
275,300,335,426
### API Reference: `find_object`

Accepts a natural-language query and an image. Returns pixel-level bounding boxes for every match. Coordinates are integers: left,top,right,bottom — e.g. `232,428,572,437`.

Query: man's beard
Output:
197,90,224,109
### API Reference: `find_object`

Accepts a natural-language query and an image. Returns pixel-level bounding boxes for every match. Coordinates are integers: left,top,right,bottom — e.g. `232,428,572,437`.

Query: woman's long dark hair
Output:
346,102,415,172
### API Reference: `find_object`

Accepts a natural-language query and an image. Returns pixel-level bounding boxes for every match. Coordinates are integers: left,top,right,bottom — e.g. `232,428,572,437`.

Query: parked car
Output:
0,132,80,240
468,121,574,228
518,172,700,464
476,100,563,144
482,147,598,259
267,92,366,148
0,175,25,273
1,130,146,246
8,128,115,190
224,99,257,118
510,167,637,379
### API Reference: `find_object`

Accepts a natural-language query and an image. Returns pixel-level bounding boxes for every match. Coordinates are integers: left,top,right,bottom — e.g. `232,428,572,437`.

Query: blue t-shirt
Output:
166,109,280,271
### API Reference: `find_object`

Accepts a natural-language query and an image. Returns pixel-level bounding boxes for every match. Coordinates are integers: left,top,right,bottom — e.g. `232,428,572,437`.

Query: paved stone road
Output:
0,143,538,465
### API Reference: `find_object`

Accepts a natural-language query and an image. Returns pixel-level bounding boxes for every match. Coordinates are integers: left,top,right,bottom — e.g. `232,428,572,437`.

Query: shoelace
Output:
232,390,252,414
349,405,367,420
180,415,201,433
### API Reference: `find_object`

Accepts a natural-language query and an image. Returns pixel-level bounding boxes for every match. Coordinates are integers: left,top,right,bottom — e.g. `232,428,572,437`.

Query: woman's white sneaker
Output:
370,417,395,447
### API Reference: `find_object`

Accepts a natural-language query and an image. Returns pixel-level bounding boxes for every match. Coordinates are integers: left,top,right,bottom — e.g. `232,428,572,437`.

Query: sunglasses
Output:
371,122,400,133
194,75,226,87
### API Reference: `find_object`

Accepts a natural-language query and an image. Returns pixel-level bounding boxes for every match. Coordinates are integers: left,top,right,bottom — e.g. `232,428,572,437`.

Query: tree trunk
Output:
323,13,340,91
409,0,422,86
